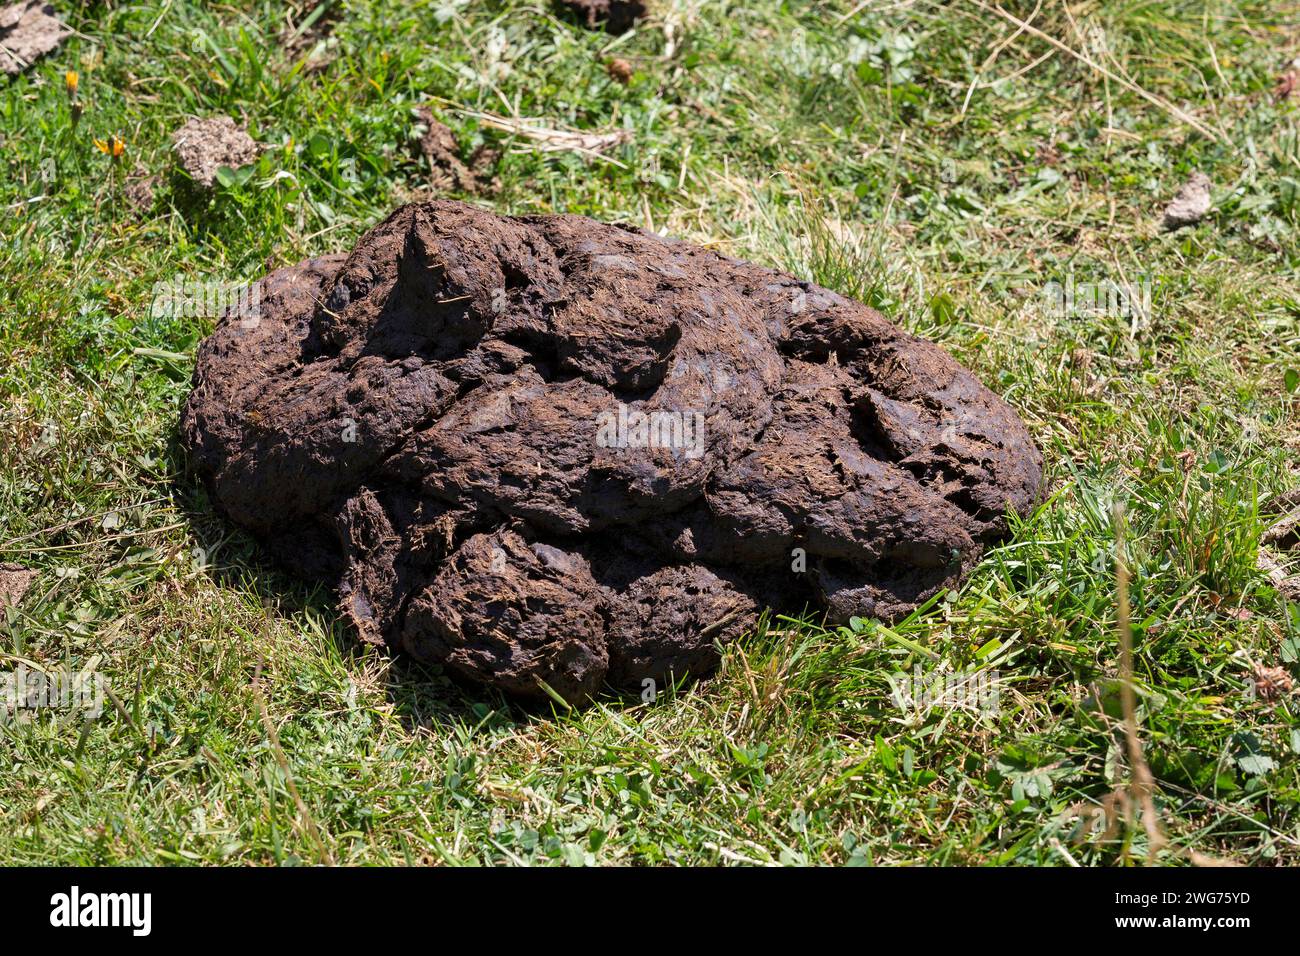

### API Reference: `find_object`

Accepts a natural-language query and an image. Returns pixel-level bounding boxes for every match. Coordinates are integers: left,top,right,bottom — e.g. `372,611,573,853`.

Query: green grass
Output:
2,0,1299,865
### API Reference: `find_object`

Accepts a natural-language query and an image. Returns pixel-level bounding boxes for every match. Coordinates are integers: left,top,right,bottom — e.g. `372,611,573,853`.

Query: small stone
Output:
606,58,633,84
1161,171,1212,230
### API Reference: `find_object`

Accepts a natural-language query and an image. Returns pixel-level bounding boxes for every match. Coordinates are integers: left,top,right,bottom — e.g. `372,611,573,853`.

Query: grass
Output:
1,0,1298,865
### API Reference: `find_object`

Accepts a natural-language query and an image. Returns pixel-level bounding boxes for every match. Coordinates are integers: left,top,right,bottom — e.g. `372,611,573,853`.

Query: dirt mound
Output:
172,116,260,188
0,563,36,609
0,1,69,76
281,1,340,72
557,0,647,34
181,201,1042,705
412,107,499,195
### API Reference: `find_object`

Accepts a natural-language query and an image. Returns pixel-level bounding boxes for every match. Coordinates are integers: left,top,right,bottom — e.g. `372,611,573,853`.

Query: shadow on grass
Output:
166,431,667,736
164,433,523,736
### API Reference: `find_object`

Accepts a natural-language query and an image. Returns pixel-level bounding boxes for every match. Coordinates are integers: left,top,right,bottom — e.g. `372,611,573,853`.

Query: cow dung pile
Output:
181,201,1043,705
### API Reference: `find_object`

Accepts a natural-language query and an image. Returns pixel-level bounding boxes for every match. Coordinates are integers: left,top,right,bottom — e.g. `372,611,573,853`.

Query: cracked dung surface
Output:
181,201,1043,705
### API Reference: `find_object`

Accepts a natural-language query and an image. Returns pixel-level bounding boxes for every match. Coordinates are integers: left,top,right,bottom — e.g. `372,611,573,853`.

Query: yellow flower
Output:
65,70,78,98
93,134,126,160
